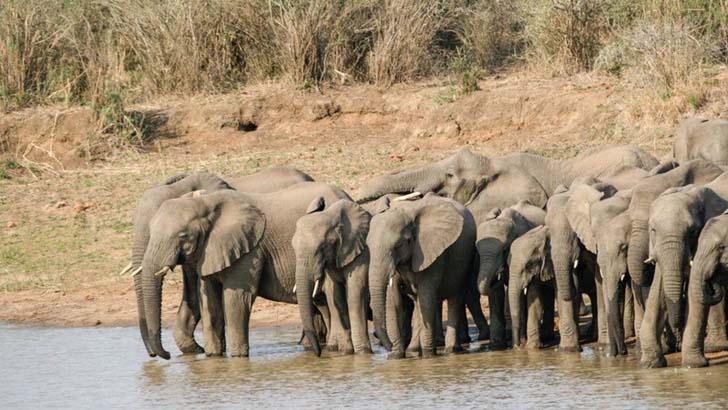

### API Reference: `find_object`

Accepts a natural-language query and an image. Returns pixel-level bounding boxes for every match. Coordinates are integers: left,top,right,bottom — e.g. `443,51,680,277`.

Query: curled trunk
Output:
627,219,650,287
477,247,502,295
358,165,442,203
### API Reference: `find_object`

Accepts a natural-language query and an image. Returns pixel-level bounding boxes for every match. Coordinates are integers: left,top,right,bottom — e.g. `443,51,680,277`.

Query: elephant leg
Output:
595,274,609,347
639,270,667,368
417,291,439,358
557,296,581,352
402,294,414,348
632,281,645,353
386,287,406,359
173,265,204,354
519,293,528,344
200,278,225,356
465,287,489,342
525,283,544,349
445,293,466,354
540,285,556,344
623,282,635,339
705,295,728,353
435,301,446,348
346,263,372,354
324,279,353,353
488,284,507,350
407,300,422,356
222,285,256,358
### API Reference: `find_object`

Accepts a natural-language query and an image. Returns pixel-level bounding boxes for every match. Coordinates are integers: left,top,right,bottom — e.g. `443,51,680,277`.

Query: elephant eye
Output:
446,172,454,179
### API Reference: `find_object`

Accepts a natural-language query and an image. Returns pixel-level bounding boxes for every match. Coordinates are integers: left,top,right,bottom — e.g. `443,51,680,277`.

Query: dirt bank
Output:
2,70,728,329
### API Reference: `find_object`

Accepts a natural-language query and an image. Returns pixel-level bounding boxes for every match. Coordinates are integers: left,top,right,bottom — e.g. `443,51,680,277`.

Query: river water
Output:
1,323,727,409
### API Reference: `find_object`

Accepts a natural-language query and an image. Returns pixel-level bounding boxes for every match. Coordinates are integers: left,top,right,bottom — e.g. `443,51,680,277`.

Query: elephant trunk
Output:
660,241,688,349
682,257,715,367
357,164,442,203
142,260,170,360
295,256,322,357
369,252,394,351
605,275,626,356
131,238,154,357
477,246,503,296
508,273,522,348
627,218,650,287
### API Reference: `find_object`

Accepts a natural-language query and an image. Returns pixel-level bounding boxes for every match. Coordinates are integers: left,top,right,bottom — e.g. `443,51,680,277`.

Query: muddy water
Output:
2,323,727,409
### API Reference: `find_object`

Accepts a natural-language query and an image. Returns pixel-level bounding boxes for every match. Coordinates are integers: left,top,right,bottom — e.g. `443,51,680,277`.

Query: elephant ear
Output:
335,200,371,268
198,197,266,276
373,196,391,214
648,160,679,176
565,184,604,253
537,228,554,282
412,201,464,272
306,196,326,214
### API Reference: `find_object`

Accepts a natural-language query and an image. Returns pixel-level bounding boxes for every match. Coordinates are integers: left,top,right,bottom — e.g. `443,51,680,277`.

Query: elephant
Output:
357,146,658,224
672,117,728,166
367,195,477,358
140,181,349,359
507,225,556,349
567,187,638,356
126,167,313,357
476,200,546,349
292,197,372,356
639,176,728,368
682,212,728,367
627,160,724,298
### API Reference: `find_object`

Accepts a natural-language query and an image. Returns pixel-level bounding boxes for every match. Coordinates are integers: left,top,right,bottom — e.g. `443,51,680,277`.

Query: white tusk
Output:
497,272,502,282
155,266,171,278
312,279,320,297
523,287,528,295
389,277,393,288
620,274,626,282
119,262,132,276
392,192,422,202
293,284,297,293
131,266,143,277
689,259,693,267
192,189,207,198
644,257,655,265
573,259,579,269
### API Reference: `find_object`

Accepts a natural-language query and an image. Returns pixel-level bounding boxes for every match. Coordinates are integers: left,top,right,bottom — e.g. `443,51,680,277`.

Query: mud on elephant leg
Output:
704,295,728,353
173,265,204,354
200,278,225,356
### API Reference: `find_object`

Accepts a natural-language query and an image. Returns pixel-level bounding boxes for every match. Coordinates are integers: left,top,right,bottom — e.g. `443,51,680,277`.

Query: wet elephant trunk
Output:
508,274,522,348
369,253,394,351
628,218,650,287
357,164,443,202
295,256,322,356
660,244,687,349
142,261,170,360
131,239,154,356
605,275,626,356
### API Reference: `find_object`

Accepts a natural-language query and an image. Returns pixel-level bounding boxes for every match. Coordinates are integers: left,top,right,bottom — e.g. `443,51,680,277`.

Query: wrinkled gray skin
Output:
640,178,728,368
476,200,546,349
357,146,658,225
129,167,313,357
569,187,638,356
673,117,728,166
141,182,348,359
682,213,728,367
292,198,372,356
507,226,556,348
546,185,610,352
367,195,476,359
627,160,724,300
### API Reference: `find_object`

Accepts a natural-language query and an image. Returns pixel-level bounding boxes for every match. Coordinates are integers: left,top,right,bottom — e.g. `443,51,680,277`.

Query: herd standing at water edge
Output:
123,117,728,369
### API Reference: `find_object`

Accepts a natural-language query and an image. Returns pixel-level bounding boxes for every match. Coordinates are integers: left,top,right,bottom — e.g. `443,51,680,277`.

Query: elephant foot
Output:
558,344,582,353
477,330,490,342
178,341,205,355
230,351,250,358
355,347,373,355
436,338,446,348
421,349,437,358
340,347,355,355
640,355,667,369
205,351,224,357
388,351,406,360
526,340,542,349
444,345,464,354
682,354,709,368
325,344,339,352
704,341,728,353
490,340,508,351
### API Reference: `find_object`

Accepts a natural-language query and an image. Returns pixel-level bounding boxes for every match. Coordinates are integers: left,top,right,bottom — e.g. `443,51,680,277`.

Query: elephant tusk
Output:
293,284,297,293
192,189,207,198
312,279,320,297
393,192,422,202
389,277,393,288
644,257,655,265
155,266,171,278
620,273,626,282
573,259,579,269
131,266,143,277
119,262,132,276
523,287,528,296
689,259,693,267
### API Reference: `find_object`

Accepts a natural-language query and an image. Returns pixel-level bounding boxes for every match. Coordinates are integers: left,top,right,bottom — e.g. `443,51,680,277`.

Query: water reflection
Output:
2,323,728,409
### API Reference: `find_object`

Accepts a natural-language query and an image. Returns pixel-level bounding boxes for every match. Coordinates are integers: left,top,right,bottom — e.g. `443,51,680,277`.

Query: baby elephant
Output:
367,195,477,358
292,198,372,356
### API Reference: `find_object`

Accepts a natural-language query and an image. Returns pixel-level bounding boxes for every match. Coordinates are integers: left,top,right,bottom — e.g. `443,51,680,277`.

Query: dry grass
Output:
457,0,524,72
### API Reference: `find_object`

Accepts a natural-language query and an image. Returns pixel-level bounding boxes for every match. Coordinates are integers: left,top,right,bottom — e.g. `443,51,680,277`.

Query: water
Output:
1,323,727,409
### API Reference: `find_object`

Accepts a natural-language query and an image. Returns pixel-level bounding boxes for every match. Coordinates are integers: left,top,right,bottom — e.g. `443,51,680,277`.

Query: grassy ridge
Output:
1,0,726,113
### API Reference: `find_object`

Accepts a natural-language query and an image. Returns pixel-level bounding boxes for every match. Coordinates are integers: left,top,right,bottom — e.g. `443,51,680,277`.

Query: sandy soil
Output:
2,69,728,333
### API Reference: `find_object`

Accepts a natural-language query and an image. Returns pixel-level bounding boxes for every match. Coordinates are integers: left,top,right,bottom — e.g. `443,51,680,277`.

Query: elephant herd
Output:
123,117,728,368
